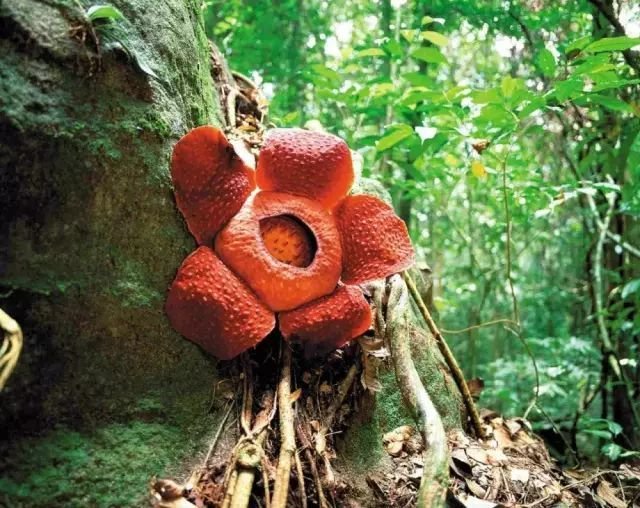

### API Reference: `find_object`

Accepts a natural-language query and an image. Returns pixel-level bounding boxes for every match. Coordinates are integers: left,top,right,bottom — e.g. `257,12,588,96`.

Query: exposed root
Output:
294,449,308,508
386,275,449,507
403,271,485,439
155,281,468,508
0,307,23,391
296,420,330,508
227,433,267,508
272,344,296,508
315,362,358,487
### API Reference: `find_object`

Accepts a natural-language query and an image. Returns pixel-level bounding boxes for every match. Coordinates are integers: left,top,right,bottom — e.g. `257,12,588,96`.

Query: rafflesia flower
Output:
166,126,414,359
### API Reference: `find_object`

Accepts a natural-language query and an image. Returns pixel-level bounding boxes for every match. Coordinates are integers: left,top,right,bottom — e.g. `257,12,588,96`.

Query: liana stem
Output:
403,271,485,439
387,275,449,507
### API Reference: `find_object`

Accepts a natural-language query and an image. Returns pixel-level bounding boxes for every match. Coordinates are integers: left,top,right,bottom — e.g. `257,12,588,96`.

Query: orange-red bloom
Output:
166,127,414,359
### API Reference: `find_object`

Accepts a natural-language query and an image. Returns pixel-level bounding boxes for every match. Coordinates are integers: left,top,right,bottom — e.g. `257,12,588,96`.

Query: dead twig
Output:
403,272,485,439
203,400,235,466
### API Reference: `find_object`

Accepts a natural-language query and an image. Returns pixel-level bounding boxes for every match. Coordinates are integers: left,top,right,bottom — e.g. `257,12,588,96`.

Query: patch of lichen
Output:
0,416,215,508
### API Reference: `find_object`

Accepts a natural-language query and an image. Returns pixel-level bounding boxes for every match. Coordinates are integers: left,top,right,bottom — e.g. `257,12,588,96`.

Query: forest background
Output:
203,0,640,464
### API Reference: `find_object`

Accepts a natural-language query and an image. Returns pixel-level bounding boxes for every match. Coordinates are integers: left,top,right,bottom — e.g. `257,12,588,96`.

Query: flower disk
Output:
260,215,315,268
256,128,354,208
215,191,342,312
165,247,275,360
334,195,415,284
171,126,255,245
279,285,371,354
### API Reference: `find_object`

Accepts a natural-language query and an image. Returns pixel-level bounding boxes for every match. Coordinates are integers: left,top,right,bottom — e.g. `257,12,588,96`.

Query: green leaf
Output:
476,104,513,125
518,96,546,119
281,111,300,124
471,88,501,104
602,443,623,461
400,89,436,106
133,54,158,79
606,420,623,436
422,15,444,25
622,279,640,299
311,64,341,84
86,4,124,22
376,124,413,152
421,31,448,47
585,36,640,53
402,72,431,87
356,48,386,58
553,78,584,101
591,78,640,93
580,94,631,113
370,82,395,98
536,49,557,77
411,47,446,64
501,76,522,98
565,35,592,54
582,429,612,439
400,30,418,43
383,38,403,57
571,54,613,75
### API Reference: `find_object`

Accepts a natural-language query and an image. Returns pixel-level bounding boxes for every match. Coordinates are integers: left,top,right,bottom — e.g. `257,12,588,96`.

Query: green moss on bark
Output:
0,419,215,508
0,0,222,506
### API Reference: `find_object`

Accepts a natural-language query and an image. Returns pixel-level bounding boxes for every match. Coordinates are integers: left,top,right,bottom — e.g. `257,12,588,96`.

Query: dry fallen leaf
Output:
319,382,332,394
505,419,522,435
464,478,487,498
467,378,485,399
386,441,403,457
510,468,530,484
289,388,302,403
471,138,490,154
493,425,513,448
466,447,489,465
462,496,497,508
229,138,256,169
596,480,627,508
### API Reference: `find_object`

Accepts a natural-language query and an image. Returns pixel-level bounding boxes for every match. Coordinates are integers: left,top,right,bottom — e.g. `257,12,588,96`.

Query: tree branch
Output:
588,0,640,72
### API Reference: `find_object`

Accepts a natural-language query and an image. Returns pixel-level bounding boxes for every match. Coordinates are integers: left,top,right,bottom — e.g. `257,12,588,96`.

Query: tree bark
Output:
0,0,222,505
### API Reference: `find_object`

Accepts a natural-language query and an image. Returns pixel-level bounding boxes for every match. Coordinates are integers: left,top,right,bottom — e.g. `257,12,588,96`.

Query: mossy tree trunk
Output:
0,2,464,506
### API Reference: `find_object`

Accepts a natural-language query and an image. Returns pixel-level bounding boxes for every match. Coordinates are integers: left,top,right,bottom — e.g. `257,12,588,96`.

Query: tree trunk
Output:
0,2,464,506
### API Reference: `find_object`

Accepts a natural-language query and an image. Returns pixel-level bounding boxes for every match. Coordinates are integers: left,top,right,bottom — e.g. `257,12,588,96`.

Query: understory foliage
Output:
205,0,640,464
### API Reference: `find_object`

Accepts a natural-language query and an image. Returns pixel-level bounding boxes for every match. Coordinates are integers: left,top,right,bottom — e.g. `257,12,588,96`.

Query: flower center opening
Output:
259,215,317,268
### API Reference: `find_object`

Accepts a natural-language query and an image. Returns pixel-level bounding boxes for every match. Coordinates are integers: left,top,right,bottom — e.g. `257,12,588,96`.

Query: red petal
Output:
256,128,353,208
279,285,371,354
334,195,415,284
171,126,255,245
166,246,275,360
215,191,342,311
